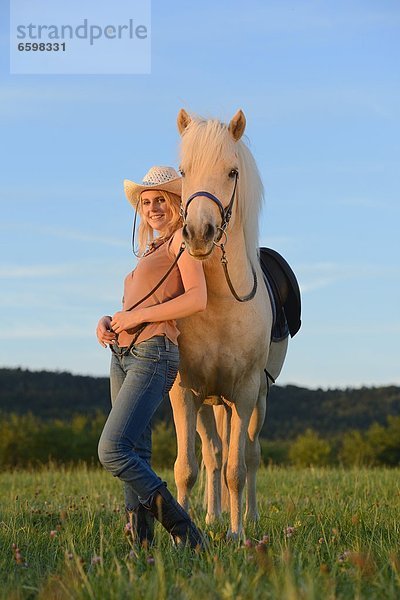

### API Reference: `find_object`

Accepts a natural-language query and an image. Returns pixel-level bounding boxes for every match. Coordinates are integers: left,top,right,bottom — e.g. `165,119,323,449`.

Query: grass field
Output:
1,465,399,599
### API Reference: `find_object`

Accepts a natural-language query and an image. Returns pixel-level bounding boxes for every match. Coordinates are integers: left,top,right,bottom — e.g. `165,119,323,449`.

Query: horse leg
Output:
213,404,231,512
226,388,257,538
245,377,267,522
196,404,222,524
169,375,199,511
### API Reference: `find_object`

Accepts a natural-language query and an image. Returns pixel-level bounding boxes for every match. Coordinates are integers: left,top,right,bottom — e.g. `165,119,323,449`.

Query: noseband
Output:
181,171,258,303
182,170,238,235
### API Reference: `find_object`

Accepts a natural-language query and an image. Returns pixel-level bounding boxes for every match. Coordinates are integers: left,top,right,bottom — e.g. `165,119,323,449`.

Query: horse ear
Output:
177,109,191,135
228,109,246,141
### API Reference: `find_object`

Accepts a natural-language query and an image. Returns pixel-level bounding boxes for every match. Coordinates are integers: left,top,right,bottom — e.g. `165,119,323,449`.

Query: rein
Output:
125,242,186,313
181,171,257,303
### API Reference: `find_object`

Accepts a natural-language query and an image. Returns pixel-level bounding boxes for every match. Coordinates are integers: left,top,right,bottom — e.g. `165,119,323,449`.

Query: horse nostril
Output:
182,224,195,241
203,223,215,242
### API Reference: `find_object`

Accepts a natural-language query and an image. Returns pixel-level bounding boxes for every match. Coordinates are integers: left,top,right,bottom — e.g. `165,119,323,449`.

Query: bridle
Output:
182,170,238,237
181,170,258,303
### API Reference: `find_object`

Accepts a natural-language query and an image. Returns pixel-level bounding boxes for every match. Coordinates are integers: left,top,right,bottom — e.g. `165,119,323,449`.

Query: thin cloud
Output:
336,197,393,209
0,258,132,280
0,223,127,248
305,323,400,336
0,83,155,119
0,183,116,201
298,262,400,293
0,325,90,340
0,264,76,279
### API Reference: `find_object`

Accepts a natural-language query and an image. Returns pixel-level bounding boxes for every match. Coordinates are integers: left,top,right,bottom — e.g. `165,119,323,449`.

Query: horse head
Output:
177,109,247,259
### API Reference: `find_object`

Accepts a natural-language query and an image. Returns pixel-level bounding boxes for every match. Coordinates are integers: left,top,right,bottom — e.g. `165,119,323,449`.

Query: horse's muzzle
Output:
182,222,217,259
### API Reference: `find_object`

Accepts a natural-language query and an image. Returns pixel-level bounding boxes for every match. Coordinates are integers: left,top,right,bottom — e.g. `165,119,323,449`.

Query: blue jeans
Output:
98,335,179,509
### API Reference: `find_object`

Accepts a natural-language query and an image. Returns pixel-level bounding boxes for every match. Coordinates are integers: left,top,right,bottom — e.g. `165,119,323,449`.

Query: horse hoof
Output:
245,511,260,522
205,511,223,525
226,528,244,542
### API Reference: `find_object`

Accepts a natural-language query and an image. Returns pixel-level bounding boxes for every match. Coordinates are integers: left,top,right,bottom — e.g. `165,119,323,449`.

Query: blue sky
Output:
1,0,399,388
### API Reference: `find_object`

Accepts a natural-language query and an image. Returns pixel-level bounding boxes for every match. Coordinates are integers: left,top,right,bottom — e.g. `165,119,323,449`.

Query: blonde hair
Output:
136,190,183,255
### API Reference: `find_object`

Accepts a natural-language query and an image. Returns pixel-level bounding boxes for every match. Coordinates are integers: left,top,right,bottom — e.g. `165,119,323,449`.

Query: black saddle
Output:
259,247,301,342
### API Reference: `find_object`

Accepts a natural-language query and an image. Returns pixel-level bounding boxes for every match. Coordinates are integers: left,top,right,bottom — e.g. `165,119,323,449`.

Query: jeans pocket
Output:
130,343,160,363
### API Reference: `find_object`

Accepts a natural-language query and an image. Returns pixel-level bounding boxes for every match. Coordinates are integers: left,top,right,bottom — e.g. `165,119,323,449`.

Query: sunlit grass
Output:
1,465,399,599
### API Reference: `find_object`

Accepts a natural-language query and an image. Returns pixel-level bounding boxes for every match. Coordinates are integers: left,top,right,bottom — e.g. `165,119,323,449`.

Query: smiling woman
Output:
95,165,207,552
136,189,183,256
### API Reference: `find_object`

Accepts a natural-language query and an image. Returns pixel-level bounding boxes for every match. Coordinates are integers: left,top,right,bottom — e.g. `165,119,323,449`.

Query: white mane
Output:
180,116,264,265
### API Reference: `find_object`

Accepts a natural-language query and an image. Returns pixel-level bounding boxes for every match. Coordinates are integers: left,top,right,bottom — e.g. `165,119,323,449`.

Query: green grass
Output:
1,465,399,599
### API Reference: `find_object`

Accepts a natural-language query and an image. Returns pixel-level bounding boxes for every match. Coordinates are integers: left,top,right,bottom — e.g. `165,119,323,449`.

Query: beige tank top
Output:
117,236,184,348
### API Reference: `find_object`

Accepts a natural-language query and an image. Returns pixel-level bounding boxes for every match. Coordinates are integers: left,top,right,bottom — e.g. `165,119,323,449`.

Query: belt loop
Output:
164,336,169,351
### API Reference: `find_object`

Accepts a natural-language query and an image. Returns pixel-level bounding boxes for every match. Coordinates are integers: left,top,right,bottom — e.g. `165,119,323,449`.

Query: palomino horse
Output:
169,109,288,537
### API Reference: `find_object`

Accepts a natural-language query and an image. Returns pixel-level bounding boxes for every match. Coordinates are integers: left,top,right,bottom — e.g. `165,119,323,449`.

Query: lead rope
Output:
219,242,258,302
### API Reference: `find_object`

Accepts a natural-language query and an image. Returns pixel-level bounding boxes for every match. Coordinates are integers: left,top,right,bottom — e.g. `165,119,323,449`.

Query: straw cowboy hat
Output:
124,166,182,208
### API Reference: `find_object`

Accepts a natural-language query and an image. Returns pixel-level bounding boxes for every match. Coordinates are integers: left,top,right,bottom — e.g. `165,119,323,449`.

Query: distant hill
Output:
0,368,399,440
262,384,400,439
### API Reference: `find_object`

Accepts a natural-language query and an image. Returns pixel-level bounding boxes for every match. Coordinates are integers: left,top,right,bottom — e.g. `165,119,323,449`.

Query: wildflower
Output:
124,522,133,534
261,534,270,544
12,544,28,567
284,526,296,538
50,530,57,538
294,520,302,528
338,550,351,563
244,539,253,548
318,537,325,545
91,555,102,565
146,556,155,566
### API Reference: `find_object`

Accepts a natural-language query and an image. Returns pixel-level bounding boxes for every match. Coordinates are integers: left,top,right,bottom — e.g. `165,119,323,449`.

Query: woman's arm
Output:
110,230,207,334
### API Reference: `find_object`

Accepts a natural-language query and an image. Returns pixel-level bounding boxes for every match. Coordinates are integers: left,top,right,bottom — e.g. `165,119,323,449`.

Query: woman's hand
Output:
110,310,144,335
96,315,116,348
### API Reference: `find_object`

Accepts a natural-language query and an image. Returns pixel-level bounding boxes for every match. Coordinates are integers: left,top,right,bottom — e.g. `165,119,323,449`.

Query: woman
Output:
96,166,207,550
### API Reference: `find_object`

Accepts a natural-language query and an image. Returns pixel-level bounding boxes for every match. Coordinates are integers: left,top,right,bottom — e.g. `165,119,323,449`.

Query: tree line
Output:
1,368,399,440
0,411,399,469
0,368,399,469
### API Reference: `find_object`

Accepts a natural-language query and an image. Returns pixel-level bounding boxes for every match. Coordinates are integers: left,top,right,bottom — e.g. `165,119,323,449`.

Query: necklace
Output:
143,236,168,257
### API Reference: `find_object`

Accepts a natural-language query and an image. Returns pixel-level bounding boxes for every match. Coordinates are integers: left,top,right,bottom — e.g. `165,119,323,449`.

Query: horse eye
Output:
179,168,185,177
229,168,238,178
